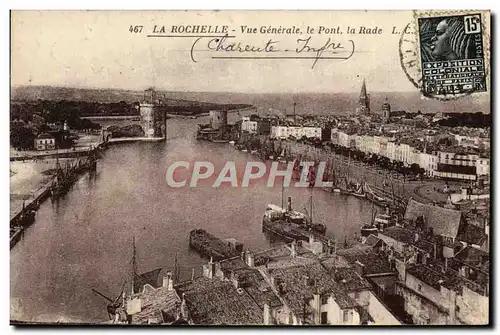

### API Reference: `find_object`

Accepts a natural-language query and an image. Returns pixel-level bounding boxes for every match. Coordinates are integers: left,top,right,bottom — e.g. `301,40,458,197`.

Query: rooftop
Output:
176,276,263,325
363,234,382,247
128,285,181,324
332,267,372,293
455,246,490,271
407,264,448,290
233,267,282,309
413,238,436,255
267,262,357,314
379,226,416,245
408,262,487,296
36,132,55,139
404,199,462,238
336,248,393,276
456,222,487,246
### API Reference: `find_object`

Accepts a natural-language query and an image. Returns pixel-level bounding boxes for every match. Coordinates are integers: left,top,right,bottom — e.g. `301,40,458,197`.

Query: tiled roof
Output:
364,234,382,247
379,226,415,244
268,263,357,313
129,286,181,324
408,263,486,296
333,268,372,292
408,264,448,290
336,249,393,275
36,132,54,139
404,199,462,238
455,246,490,270
219,257,247,274
234,267,282,309
456,223,487,246
413,239,435,255
176,276,263,325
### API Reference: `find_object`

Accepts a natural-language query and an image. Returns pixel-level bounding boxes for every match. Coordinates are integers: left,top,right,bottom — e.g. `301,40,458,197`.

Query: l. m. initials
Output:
464,15,481,34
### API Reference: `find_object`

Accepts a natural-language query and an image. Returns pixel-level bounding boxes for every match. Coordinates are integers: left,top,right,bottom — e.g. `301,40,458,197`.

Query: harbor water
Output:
10,115,374,323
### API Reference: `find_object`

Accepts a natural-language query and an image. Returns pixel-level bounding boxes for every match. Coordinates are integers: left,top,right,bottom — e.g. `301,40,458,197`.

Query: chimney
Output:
379,223,384,232
484,218,490,252
162,271,174,291
309,229,314,244
461,188,468,199
203,257,215,279
312,293,321,324
354,260,365,277
287,196,292,211
444,258,448,273
214,262,223,279
263,303,271,325
291,240,297,258
126,297,142,316
246,251,255,267
231,271,240,289
180,293,188,320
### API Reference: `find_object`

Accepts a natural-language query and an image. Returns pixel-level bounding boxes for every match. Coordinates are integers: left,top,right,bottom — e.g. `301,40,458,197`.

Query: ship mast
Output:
309,193,313,225
281,182,285,210
131,237,137,296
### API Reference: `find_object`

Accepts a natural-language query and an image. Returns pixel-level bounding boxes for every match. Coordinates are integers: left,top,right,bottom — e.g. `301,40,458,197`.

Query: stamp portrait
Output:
417,13,487,97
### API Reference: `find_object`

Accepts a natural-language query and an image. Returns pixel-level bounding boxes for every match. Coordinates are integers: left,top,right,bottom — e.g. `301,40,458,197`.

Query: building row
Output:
241,115,323,140
331,129,490,181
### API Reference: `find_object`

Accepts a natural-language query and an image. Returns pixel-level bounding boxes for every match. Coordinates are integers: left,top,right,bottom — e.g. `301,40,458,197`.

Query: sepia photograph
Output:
9,9,491,326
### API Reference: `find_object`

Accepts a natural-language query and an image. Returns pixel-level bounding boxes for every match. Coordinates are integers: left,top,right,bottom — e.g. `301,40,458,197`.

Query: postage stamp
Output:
416,12,488,97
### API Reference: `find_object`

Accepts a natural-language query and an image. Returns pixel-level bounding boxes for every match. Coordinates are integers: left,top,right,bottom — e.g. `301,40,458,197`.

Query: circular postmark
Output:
398,19,485,101
398,23,422,90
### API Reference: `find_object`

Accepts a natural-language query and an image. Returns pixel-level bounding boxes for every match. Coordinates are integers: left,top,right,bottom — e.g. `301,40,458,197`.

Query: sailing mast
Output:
309,193,313,225
131,237,137,296
281,182,285,210
346,151,351,189
174,252,179,282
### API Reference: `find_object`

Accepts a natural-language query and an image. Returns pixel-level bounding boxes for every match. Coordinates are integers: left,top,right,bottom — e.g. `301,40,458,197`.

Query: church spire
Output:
360,79,367,98
356,79,370,115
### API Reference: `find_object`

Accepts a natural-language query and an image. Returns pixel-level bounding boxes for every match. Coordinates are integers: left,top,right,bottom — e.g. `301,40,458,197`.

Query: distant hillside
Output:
11,85,490,115
11,86,253,117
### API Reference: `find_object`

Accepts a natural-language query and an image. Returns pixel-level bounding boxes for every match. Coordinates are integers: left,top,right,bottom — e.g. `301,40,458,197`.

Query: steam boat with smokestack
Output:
262,195,326,242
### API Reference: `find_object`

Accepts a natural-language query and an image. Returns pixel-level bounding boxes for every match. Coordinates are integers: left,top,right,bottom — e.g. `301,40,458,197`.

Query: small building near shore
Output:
34,133,56,151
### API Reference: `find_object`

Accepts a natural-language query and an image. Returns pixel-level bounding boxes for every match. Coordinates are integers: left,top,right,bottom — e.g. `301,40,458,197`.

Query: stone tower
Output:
139,88,167,139
381,97,391,123
209,110,228,130
356,79,370,115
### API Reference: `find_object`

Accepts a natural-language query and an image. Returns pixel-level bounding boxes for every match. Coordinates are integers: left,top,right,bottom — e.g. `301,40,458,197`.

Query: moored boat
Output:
189,229,243,261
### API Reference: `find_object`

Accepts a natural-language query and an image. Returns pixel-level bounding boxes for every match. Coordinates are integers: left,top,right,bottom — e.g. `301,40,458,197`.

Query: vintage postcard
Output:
10,10,491,326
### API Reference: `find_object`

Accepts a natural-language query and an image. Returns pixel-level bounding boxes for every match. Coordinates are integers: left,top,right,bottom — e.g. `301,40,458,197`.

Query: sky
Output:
11,10,430,93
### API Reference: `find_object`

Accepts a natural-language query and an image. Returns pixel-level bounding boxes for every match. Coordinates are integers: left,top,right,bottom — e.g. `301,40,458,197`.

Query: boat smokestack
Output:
287,197,292,212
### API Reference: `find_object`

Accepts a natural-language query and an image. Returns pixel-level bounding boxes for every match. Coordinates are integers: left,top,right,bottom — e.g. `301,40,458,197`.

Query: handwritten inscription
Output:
190,35,355,69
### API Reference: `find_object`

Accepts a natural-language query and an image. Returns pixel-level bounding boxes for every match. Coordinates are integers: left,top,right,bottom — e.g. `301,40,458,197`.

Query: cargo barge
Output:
189,229,244,261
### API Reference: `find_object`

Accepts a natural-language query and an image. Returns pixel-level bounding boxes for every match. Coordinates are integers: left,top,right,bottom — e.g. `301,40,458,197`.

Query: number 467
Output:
129,25,143,33
464,15,481,34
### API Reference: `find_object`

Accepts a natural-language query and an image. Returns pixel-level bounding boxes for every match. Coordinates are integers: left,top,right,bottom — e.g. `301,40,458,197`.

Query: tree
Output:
10,125,36,150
